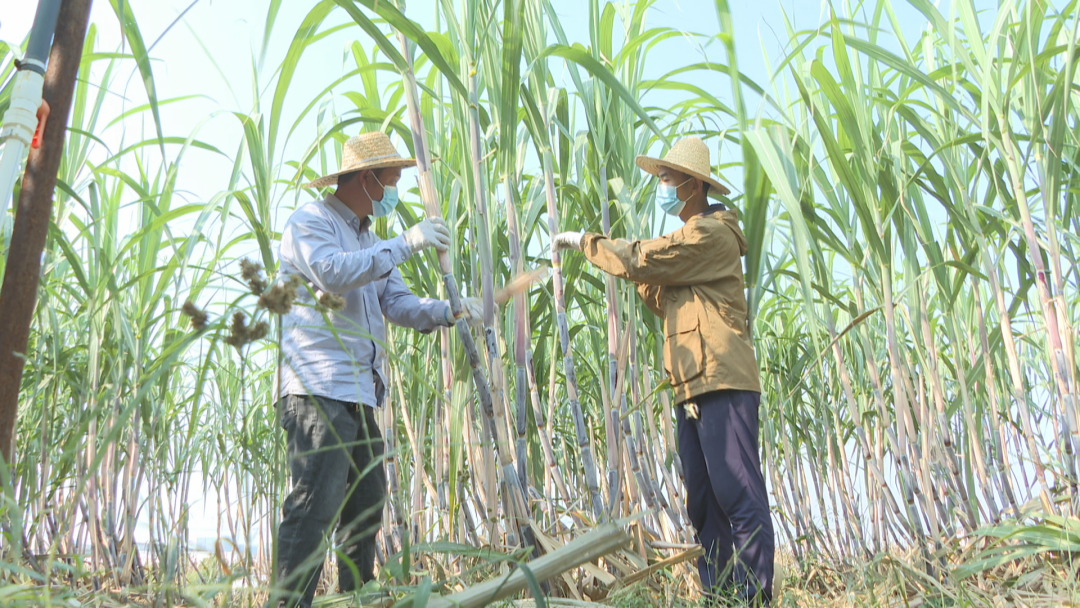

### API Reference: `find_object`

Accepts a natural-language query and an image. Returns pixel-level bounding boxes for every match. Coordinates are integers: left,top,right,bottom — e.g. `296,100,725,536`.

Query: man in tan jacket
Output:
553,136,774,604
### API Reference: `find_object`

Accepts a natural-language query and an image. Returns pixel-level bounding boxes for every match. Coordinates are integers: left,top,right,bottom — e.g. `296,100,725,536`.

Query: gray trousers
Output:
274,394,386,608
678,390,775,604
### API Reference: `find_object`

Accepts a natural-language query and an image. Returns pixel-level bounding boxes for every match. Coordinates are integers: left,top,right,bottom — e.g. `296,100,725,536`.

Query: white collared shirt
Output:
277,194,451,407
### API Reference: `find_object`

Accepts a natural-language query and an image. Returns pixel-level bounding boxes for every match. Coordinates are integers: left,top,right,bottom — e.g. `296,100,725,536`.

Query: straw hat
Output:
635,136,730,196
302,131,417,189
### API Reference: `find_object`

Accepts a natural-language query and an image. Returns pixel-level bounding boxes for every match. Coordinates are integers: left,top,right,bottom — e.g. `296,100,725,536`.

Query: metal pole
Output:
0,0,62,229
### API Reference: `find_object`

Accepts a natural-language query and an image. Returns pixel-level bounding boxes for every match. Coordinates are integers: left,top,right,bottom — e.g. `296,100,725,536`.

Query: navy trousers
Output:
677,390,774,603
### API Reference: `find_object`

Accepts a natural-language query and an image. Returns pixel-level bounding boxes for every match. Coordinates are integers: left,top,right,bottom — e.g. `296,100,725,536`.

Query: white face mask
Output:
656,177,691,215
362,177,399,217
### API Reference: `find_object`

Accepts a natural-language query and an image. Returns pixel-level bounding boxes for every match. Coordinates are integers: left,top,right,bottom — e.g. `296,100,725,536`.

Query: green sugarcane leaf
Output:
339,0,468,100
840,34,962,112
109,0,165,157
499,0,524,176
268,0,336,164
538,45,669,147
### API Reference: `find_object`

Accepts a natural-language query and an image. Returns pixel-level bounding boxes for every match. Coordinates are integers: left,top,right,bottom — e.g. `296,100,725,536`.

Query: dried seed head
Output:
258,274,303,315
223,312,249,348
248,320,270,342
223,312,270,349
317,291,346,311
240,258,268,296
181,300,209,330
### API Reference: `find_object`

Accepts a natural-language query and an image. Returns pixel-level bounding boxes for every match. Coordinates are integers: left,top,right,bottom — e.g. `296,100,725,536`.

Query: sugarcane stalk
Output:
622,323,660,522
524,350,570,512
630,357,672,537
851,279,914,540
975,228,1056,513
953,315,999,523
598,165,622,513
541,111,604,521
466,4,518,477
641,365,689,533
383,366,406,555
827,399,864,555
996,112,1079,500
631,346,679,535
765,420,803,561
610,324,651,520
880,266,935,563
914,287,978,531
823,303,909,540
430,3,453,526
458,25,529,541
461,377,498,541
396,371,435,540
436,332,452,523
400,523,630,608
902,350,950,547
503,179,532,496
389,2,530,544
972,285,1020,518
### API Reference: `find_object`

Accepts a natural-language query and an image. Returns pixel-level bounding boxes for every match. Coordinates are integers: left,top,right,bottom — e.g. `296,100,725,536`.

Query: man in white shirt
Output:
274,132,481,608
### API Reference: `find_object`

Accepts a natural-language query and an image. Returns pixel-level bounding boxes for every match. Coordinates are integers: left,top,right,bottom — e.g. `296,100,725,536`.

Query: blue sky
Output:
0,0,964,214
8,0,1061,227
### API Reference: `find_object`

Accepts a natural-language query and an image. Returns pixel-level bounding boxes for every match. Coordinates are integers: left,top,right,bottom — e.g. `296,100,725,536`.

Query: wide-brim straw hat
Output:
302,131,417,189
635,136,730,197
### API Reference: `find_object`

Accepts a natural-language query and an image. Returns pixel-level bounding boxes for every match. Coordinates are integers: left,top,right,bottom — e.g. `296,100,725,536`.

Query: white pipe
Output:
1,0,61,233
0,139,26,239
0,69,46,224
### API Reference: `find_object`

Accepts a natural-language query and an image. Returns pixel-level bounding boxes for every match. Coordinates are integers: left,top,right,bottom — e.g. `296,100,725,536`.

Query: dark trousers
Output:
274,395,386,608
678,390,775,603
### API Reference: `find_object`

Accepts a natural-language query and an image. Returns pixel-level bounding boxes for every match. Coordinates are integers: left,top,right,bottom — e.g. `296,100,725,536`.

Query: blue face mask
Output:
364,179,399,217
655,178,690,216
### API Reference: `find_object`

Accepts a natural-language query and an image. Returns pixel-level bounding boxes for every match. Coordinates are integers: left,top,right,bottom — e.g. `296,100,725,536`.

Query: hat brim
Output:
635,155,731,197
301,157,418,190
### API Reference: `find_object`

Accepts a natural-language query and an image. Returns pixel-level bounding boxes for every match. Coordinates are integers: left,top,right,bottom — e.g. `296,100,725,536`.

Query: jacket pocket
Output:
715,301,750,339
663,311,706,386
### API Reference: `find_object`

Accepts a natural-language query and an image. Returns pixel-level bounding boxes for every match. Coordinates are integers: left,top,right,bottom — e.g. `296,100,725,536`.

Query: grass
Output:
2,549,1078,607
0,0,1078,605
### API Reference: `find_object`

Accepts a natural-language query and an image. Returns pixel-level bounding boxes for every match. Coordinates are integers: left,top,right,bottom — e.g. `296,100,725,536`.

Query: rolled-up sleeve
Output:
580,220,733,286
280,212,413,293
378,267,452,333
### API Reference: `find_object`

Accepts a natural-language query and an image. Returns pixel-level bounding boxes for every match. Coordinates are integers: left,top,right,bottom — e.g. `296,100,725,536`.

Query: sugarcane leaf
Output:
538,44,669,146
109,0,165,157
518,564,548,608
268,0,336,163
414,576,431,607
499,0,524,175
840,34,962,112
338,0,468,100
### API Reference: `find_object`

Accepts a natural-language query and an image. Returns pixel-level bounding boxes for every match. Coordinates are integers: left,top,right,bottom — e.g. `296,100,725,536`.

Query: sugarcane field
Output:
1,0,1079,606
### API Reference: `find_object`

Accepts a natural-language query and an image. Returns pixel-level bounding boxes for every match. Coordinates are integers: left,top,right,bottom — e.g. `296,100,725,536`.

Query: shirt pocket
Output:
663,309,706,386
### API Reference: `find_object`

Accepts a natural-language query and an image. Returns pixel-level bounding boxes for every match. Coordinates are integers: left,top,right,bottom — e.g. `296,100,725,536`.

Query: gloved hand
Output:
443,297,485,327
404,217,451,253
552,231,584,252
461,297,484,326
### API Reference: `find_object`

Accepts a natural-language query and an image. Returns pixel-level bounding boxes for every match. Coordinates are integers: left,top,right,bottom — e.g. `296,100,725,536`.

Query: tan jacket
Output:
581,205,761,402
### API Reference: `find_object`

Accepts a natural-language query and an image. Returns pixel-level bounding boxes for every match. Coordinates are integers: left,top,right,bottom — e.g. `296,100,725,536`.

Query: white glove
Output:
552,231,584,252
462,297,484,326
443,297,484,327
404,217,451,253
